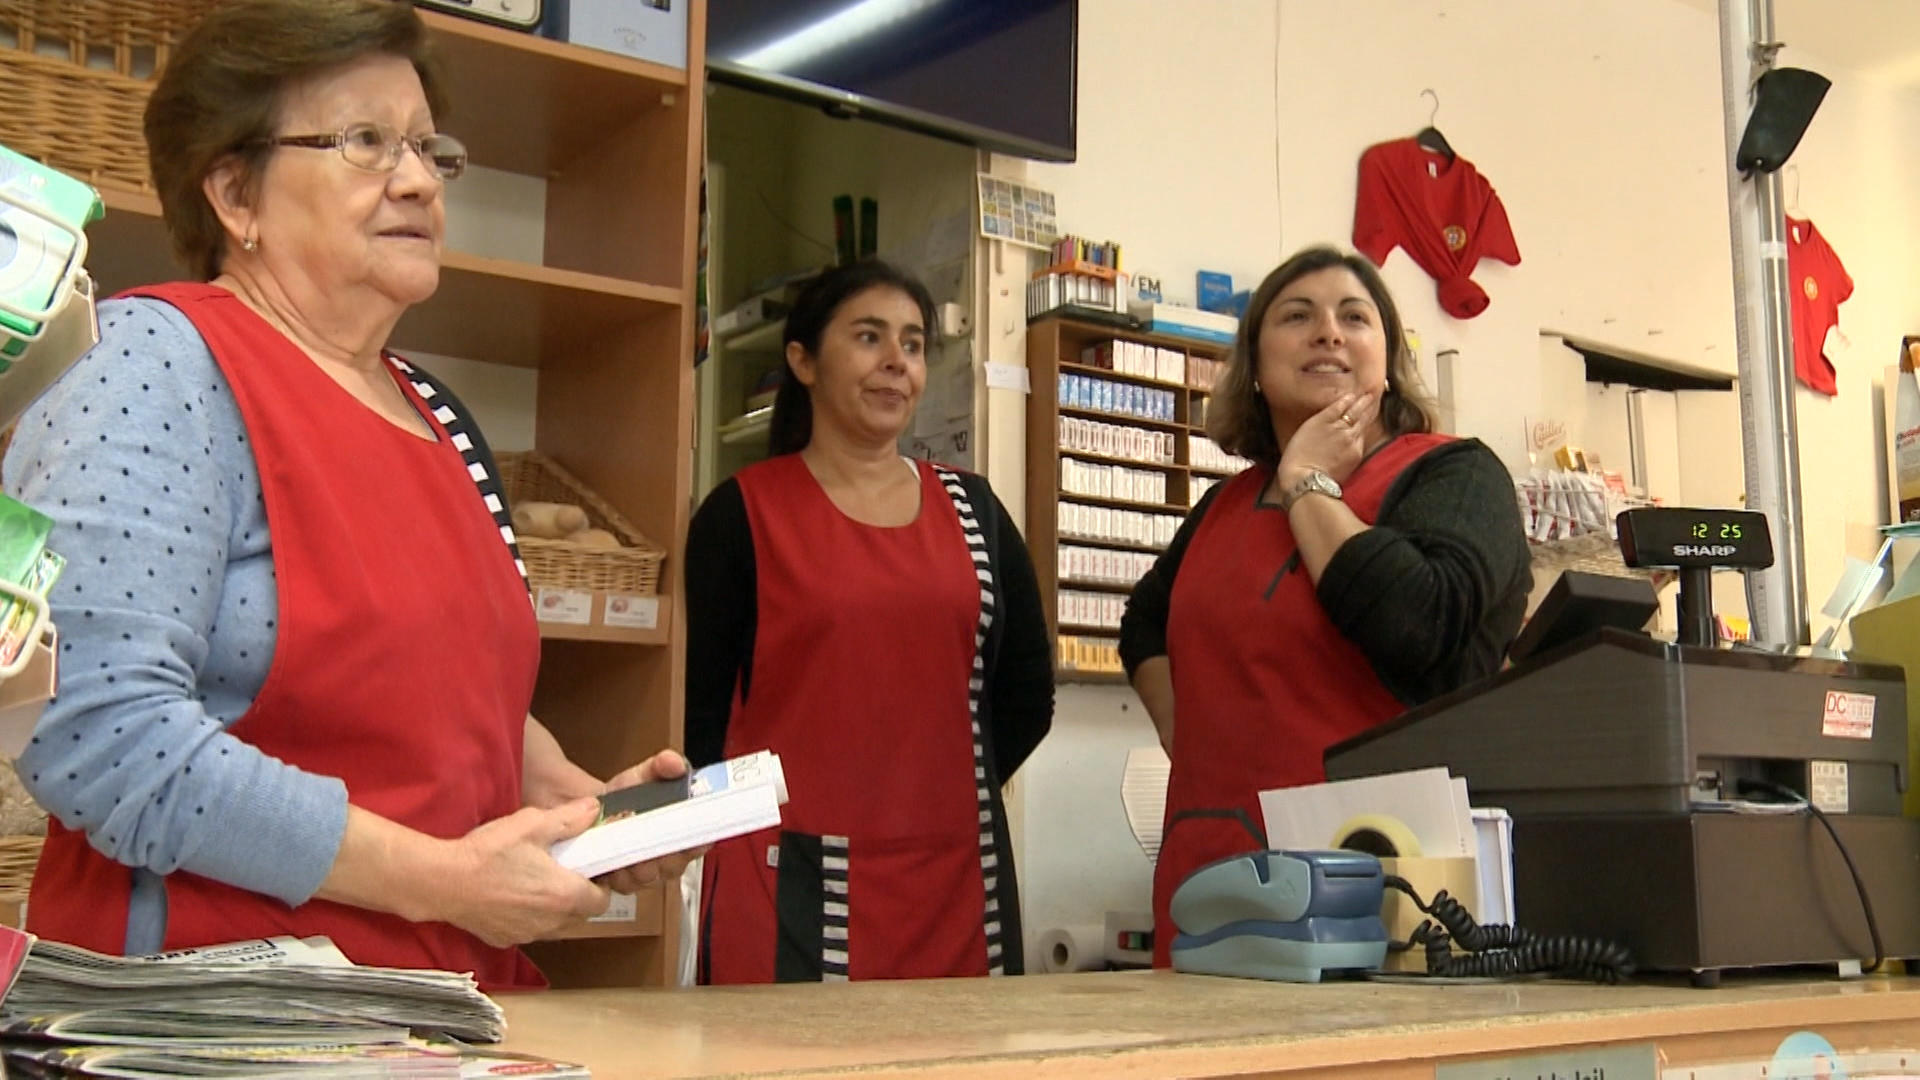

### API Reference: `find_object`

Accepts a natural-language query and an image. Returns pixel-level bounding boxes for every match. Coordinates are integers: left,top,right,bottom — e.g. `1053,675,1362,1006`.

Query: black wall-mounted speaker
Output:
1735,68,1831,175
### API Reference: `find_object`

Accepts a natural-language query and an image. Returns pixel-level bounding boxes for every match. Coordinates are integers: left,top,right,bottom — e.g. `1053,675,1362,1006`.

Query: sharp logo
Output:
1673,544,1737,558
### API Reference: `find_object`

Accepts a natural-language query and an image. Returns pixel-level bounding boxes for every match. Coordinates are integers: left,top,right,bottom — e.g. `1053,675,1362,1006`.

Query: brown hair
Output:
144,0,447,281
1206,245,1436,466
768,260,939,456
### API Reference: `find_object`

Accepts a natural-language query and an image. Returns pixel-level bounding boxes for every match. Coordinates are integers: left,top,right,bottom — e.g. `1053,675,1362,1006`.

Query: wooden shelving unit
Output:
1025,316,1231,684
70,5,709,988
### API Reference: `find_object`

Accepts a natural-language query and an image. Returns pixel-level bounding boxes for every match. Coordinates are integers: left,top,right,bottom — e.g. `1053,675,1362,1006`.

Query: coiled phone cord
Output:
1383,875,1635,984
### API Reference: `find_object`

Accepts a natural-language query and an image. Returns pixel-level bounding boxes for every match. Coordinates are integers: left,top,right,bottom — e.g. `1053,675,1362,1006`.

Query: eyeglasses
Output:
260,122,467,181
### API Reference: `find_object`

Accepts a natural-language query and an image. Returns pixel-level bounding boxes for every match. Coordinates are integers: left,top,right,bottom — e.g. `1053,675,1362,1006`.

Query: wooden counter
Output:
498,970,1920,1078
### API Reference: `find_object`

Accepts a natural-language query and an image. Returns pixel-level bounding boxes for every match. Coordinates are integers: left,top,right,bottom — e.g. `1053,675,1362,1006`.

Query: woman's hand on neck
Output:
214,261,404,372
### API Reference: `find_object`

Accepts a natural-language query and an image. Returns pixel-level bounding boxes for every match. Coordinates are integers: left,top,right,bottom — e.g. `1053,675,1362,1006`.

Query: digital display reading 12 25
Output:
1616,508,1774,570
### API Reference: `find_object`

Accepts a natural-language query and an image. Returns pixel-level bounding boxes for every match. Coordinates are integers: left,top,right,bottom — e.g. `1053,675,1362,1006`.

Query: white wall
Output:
1005,0,1920,969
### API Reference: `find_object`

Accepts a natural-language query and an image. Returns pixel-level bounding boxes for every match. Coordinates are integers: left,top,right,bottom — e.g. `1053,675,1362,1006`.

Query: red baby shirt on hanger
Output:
1785,216,1852,396
1353,138,1521,319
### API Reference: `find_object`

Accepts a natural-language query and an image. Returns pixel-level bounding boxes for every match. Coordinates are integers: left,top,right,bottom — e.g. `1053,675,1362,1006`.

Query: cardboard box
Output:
541,0,687,70
1378,855,1480,974
1847,593,1920,817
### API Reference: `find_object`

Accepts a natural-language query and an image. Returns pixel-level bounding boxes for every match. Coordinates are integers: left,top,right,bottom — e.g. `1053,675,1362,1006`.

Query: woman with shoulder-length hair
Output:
1119,244,1532,967
685,260,1053,982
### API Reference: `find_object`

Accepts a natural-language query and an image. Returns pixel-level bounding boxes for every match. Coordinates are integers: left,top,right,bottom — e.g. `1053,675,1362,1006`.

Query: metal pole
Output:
1626,389,1648,495
1717,0,1811,646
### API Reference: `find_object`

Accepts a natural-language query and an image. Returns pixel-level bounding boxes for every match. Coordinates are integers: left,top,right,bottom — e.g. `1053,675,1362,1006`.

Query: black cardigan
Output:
1118,438,1533,706
683,467,1054,781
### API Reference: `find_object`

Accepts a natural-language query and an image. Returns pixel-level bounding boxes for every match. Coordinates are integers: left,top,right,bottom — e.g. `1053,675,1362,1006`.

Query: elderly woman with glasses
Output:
2,0,687,985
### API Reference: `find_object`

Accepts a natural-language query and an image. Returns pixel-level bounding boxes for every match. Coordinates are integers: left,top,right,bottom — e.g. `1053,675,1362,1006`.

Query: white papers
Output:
550,751,788,879
1471,807,1515,925
1258,767,1475,858
2,935,505,1044
1119,745,1171,863
984,361,1030,394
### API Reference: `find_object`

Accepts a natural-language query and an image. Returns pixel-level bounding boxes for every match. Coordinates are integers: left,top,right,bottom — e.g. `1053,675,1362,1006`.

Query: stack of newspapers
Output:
0,934,584,1078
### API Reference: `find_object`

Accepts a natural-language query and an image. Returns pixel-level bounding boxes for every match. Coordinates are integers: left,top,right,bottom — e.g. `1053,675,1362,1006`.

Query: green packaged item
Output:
0,143,105,360
0,493,51,588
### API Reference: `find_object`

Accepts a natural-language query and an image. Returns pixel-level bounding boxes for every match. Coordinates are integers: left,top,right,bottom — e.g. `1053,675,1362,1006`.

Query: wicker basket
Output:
497,452,664,596
0,834,39,901
0,1,220,193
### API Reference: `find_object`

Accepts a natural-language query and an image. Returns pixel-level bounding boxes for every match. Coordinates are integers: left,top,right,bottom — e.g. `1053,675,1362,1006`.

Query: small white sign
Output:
985,361,1031,394
1821,690,1875,739
1810,760,1849,814
589,892,637,924
535,587,593,626
603,594,660,630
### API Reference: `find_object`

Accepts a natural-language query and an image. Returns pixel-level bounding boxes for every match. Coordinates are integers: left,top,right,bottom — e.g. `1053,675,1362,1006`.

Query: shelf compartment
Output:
716,407,773,446
1059,669,1129,686
88,187,683,370
1059,533,1168,556
1059,578,1142,594
1043,315,1233,360
1061,449,1185,473
717,320,786,353
422,12,688,178
1060,492,1184,514
1058,406,1187,435
1059,359,1189,393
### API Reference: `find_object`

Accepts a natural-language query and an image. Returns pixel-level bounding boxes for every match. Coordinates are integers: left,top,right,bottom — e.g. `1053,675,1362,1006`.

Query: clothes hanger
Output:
1785,164,1802,216
1415,88,1455,162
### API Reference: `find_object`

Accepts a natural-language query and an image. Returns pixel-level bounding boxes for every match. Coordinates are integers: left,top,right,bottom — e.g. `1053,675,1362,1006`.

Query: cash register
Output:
1325,507,1920,984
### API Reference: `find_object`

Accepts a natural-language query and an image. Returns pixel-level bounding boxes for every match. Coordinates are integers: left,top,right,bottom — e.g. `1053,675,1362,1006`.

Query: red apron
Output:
29,283,542,988
1153,434,1451,966
700,455,999,982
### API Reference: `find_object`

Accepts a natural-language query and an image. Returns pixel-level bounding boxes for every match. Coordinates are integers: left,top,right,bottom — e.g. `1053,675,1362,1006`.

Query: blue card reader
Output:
1169,850,1388,983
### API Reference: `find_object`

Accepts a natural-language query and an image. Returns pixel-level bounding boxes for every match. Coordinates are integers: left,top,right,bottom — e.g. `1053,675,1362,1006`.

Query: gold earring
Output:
241,237,258,253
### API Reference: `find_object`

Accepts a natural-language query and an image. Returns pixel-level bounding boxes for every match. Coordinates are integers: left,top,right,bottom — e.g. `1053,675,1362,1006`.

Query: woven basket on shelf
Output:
497,452,664,596
0,760,44,901
0,1,220,193
0,835,40,901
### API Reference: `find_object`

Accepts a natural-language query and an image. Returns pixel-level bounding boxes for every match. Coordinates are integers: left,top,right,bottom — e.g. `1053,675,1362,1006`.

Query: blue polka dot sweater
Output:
3,297,348,954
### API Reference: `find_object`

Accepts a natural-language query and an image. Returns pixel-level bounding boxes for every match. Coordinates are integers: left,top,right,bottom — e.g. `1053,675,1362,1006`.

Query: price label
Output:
603,594,660,630
535,588,593,626
589,892,637,924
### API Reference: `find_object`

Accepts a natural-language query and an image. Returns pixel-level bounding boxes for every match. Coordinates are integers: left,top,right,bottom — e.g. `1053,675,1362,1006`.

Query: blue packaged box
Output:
1197,271,1234,314
541,0,687,70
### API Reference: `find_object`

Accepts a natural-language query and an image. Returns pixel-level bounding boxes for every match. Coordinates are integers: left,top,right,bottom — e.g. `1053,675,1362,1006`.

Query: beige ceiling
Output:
1674,0,1920,84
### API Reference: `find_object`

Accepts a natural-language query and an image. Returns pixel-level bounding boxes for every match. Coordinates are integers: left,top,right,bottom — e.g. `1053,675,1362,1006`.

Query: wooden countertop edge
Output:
685,985,1920,1079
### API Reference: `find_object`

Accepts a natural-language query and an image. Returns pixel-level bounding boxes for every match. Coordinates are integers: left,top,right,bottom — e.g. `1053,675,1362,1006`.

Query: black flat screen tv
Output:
707,0,1078,162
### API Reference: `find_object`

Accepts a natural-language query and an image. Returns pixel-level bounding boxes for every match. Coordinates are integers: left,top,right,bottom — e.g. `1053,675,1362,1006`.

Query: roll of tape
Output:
1332,813,1422,858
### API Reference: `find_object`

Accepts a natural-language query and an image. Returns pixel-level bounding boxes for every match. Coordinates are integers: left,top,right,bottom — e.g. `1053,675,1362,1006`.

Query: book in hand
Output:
549,751,789,879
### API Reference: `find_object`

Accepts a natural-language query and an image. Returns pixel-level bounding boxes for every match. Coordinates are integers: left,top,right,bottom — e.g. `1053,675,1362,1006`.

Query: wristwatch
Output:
1280,469,1342,512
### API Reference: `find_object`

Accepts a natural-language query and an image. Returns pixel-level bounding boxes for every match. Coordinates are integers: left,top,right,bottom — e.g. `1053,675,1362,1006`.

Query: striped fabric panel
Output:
387,356,529,592
821,834,850,980
933,466,1007,975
